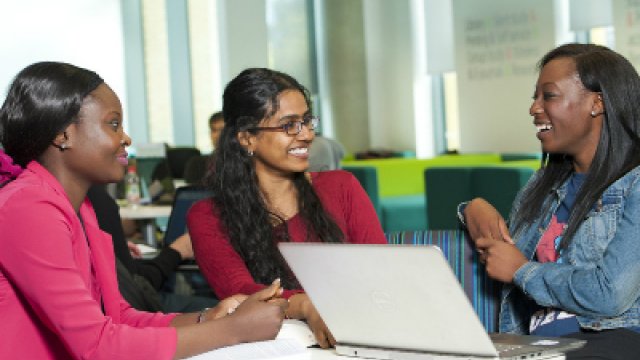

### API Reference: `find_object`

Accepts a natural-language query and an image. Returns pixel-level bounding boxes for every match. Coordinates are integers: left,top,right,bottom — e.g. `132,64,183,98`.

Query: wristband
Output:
197,307,210,324
457,201,469,227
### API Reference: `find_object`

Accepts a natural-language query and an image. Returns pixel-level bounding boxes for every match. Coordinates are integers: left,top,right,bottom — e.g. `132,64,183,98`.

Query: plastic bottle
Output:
125,164,141,206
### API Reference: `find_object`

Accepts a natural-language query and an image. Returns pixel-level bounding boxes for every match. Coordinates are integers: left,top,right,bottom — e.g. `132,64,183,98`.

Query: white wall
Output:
0,0,126,128
218,0,269,85
363,0,419,154
453,0,561,153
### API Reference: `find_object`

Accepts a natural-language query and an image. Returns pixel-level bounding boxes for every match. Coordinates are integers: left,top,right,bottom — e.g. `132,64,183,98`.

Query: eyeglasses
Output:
249,116,319,136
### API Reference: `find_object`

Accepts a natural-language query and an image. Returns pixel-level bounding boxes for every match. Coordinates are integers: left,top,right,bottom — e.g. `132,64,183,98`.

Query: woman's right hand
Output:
464,198,513,246
225,279,288,342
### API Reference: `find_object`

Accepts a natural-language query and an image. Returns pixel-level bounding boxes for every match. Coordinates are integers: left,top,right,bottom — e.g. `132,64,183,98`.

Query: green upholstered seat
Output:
385,230,500,332
380,195,427,231
425,167,474,230
471,167,534,220
424,166,534,230
342,165,381,219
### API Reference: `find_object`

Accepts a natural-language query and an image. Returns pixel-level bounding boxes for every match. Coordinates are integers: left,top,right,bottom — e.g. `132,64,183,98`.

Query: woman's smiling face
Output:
530,57,604,172
248,90,315,179
64,83,131,185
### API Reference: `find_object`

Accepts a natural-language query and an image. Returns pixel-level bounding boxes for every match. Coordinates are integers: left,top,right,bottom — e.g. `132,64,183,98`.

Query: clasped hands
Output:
200,278,288,326
464,198,527,283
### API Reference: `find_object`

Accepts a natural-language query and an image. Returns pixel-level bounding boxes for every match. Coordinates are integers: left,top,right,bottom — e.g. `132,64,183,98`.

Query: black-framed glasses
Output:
249,116,319,136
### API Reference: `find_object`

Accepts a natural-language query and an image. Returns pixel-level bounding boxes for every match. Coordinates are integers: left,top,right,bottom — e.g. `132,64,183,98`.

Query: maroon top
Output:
187,170,386,299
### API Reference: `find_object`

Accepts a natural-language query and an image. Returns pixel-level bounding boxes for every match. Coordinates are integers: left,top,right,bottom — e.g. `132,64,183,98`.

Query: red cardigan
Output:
187,170,386,299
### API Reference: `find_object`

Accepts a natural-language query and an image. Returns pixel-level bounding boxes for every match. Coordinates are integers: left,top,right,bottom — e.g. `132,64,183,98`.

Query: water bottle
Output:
125,164,141,206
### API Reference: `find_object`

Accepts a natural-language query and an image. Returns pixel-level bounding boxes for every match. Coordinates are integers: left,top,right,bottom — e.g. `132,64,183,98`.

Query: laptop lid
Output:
278,243,498,357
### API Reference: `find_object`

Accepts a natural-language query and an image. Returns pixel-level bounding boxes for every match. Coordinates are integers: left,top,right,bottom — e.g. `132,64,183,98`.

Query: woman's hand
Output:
464,198,513,246
205,294,248,320
169,233,195,260
225,279,289,342
126,241,142,258
475,237,527,283
288,293,336,348
172,279,288,358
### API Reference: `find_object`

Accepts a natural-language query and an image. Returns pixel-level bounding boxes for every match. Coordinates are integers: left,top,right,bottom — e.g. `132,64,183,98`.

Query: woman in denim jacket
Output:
462,44,640,359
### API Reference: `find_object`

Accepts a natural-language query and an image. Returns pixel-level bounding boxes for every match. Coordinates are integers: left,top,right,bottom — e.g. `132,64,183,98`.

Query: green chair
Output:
380,195,427,232
424,167,474,230
342,165,381,219
471,167,534,220
424,166,534,230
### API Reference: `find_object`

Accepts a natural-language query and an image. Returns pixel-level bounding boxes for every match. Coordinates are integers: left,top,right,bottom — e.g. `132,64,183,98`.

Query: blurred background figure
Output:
308,133,345,171
184,111,224,185
209,111,224,149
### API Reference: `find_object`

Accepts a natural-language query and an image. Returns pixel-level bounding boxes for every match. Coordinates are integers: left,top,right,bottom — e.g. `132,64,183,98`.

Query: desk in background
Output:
119,205,171,247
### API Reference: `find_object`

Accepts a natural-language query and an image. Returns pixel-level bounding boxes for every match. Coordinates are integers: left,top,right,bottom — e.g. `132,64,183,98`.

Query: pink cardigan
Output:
0,162,177,359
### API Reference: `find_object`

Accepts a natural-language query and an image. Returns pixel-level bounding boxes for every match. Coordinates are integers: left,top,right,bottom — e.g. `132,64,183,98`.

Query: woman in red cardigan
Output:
187,68,386,349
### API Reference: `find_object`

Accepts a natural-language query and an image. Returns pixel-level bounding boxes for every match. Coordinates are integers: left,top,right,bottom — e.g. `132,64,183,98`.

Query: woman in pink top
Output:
0,62,287,360
187,68,386,349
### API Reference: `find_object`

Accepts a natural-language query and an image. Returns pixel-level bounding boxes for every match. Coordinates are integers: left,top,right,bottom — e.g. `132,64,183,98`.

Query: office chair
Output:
163,185,212,246
162,185,214,296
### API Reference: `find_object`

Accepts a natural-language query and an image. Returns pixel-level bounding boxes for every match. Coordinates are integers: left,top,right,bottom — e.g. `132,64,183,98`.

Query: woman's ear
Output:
52,131,70,151
591,93,605,117
237,130,255,152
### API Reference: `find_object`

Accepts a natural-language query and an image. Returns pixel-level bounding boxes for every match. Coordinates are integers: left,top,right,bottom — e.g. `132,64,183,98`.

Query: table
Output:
119,204,171,247
190,346,565,359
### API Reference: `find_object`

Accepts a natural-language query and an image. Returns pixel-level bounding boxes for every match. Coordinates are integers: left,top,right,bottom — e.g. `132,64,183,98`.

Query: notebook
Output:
278,243,585,360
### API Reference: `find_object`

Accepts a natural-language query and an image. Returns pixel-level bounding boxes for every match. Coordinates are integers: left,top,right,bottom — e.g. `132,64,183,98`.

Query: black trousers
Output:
564,328,640,360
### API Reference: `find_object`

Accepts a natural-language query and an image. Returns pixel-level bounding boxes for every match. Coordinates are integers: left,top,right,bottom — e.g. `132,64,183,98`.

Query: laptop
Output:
278,243,585,360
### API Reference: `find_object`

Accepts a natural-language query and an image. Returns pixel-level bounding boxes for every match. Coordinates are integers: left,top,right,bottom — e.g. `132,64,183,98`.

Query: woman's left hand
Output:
476,237,527,283
288,293,336,348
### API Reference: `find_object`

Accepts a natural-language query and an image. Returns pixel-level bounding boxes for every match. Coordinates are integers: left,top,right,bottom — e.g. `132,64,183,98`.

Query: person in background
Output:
0,61,287,359
209,111,225,149
87,185,218,313
460,44,640,359
184,111,225,185
187,67,386,348
307,133,345,172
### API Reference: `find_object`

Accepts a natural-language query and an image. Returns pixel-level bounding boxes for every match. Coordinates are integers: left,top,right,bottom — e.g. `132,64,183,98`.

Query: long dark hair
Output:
206,68,344,288
512,44,640,247
0,62,103,167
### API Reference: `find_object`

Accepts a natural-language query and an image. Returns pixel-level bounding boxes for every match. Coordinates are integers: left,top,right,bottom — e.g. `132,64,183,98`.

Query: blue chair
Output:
162,185,214,297
385,229,500,332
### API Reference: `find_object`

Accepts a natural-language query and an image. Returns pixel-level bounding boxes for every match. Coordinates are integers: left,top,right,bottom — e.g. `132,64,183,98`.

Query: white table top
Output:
119,204,171,219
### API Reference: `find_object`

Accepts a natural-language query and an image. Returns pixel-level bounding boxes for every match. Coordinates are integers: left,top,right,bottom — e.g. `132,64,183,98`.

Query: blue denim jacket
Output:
500,165,640,334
